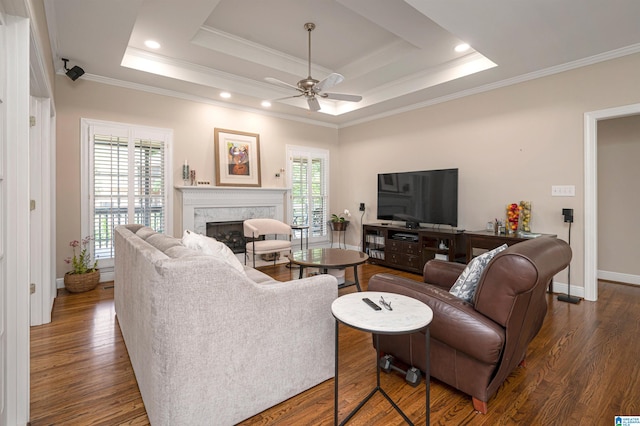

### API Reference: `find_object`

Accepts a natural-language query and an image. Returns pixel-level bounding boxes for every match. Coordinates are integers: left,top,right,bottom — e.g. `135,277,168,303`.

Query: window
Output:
81,119,172,269
287,146,329,242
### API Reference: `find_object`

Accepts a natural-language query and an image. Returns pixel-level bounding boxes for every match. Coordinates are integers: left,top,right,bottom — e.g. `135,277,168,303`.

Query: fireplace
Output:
206,221,246,254
177,186,289,236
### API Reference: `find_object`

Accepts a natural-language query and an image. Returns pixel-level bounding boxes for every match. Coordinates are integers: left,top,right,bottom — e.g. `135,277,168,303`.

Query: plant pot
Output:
64,270,100,293
330,221,350,231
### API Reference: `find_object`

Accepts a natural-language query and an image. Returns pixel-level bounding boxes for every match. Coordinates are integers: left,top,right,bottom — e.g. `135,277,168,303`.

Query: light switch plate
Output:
551,185,575,196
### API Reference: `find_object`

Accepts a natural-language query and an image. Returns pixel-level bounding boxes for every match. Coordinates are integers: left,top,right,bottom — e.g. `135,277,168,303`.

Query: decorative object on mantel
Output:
190,169,196,186
214,128,261,187
182,160,190,185
63,236,99,293
330,209,351,231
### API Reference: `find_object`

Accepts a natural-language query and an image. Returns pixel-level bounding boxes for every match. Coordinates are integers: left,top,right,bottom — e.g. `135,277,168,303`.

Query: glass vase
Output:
519,201,532,232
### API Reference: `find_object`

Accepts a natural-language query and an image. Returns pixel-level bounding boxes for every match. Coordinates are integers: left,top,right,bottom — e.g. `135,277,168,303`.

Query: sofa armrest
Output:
368,273,505,365
423,259,466,290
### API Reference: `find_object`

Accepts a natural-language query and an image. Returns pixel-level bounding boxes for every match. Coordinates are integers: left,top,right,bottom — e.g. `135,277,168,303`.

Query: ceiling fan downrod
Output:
304,22,315,79
298,22,318,95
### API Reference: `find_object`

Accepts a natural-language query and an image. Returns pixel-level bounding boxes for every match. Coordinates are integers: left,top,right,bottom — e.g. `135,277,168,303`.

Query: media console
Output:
363,224,558,275
363,224,465,274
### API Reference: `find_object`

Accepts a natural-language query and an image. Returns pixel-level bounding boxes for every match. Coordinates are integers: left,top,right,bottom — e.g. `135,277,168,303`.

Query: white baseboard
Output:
598,270,640,286
551,281,585,299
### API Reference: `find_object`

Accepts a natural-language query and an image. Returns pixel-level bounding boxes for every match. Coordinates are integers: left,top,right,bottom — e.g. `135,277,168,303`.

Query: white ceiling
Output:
44,0,640,126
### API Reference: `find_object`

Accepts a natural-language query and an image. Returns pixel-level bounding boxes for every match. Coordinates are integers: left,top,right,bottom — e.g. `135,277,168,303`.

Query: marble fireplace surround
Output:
176,186,288,235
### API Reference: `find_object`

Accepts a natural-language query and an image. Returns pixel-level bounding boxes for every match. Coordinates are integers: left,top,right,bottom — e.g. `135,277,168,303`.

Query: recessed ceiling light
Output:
220,92,231,99
455,43,470,53
144,40,161,49
261,101,272,108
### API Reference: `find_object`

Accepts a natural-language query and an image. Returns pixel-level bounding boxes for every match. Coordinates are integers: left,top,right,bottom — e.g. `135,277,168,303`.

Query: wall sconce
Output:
62,58,85,81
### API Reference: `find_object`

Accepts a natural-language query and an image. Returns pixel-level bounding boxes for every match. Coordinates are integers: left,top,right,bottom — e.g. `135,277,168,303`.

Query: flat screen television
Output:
377,168,458,227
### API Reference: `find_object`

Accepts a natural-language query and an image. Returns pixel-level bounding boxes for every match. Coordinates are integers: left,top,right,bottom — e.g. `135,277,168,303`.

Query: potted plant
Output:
330,209,351,231
63,236,100,293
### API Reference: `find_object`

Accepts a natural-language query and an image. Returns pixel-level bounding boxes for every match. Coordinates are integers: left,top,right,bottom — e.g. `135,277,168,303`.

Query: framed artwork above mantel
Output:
214,128,261,187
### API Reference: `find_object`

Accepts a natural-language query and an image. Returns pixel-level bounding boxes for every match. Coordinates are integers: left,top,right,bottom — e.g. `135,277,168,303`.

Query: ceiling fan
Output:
265,22,362,111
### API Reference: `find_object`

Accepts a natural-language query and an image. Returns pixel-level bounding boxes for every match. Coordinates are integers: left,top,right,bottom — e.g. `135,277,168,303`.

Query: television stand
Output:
362,223,465,274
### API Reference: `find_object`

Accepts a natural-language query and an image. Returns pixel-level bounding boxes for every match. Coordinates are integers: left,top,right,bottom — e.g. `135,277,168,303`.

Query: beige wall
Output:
597,115,640,276
54,76,339,277
338,53,640,289
55,52,640,288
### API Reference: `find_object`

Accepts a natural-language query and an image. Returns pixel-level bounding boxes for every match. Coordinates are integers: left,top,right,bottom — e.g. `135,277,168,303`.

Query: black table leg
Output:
353,265,362,292
334,320,339,426
425,327,430,426
336,333,417,425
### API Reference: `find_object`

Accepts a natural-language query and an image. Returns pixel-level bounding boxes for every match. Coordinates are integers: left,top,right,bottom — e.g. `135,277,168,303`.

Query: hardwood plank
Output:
30,265,640,425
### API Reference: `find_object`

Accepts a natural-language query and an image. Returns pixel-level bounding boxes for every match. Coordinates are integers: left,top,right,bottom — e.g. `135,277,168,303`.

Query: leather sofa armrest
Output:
423,259,466,290
368,273,505,365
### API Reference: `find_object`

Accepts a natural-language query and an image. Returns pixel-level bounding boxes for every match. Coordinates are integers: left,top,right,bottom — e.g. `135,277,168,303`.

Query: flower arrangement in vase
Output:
330,209,351,231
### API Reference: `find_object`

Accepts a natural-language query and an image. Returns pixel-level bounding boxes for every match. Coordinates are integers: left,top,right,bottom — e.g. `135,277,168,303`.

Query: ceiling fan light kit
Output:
265,22,362,112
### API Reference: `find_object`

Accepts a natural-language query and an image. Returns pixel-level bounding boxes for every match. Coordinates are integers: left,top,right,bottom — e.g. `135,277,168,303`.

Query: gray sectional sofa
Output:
114,224,338,425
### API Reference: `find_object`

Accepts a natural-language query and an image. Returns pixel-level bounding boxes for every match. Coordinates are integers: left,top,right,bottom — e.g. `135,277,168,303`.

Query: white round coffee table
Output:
331,291,433,425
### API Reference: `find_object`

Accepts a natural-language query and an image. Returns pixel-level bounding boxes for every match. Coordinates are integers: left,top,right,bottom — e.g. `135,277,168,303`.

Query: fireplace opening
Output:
206,221,246,254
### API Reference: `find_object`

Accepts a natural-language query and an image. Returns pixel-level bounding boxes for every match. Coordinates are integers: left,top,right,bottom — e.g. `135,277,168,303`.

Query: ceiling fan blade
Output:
265,77,301,92
271,93,306,101
314,73,344,92
307,97,321,111
323,93,363,102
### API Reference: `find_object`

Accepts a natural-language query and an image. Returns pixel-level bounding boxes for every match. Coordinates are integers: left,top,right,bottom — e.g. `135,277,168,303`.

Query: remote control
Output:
362,298,382,311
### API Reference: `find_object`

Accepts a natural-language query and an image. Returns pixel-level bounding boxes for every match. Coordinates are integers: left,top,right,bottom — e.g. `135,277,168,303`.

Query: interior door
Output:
29,96,55,326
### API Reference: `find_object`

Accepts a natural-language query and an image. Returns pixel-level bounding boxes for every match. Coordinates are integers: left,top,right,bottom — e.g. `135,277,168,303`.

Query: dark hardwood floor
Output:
30,264,639,425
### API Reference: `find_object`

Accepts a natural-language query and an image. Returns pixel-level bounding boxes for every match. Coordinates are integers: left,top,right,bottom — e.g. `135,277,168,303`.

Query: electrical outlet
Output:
359,202,365,211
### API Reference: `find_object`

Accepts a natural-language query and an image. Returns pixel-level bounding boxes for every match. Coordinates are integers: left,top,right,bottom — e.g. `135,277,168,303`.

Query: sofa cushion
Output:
182,230,246,275
165,245,203,259
135,226,157,240
146,233,183,252
449,244,508,302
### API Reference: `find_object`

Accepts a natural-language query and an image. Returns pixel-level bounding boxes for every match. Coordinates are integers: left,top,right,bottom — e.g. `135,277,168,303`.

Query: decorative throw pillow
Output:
182,230,246,275
182,229,205,250
449,244,508,302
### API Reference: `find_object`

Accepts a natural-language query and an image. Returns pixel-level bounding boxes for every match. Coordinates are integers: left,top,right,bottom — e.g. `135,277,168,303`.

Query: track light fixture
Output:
62,58,85,81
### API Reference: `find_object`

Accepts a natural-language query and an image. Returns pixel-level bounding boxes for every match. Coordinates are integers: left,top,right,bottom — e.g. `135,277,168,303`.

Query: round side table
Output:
291,224,309,250
331,291,433,425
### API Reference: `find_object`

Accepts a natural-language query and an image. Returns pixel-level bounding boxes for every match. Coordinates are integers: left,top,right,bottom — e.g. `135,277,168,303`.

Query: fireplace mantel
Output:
176,186,289,234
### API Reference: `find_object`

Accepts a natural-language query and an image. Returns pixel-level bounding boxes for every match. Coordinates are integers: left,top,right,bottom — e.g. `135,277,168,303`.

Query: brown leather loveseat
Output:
368,236,572,413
